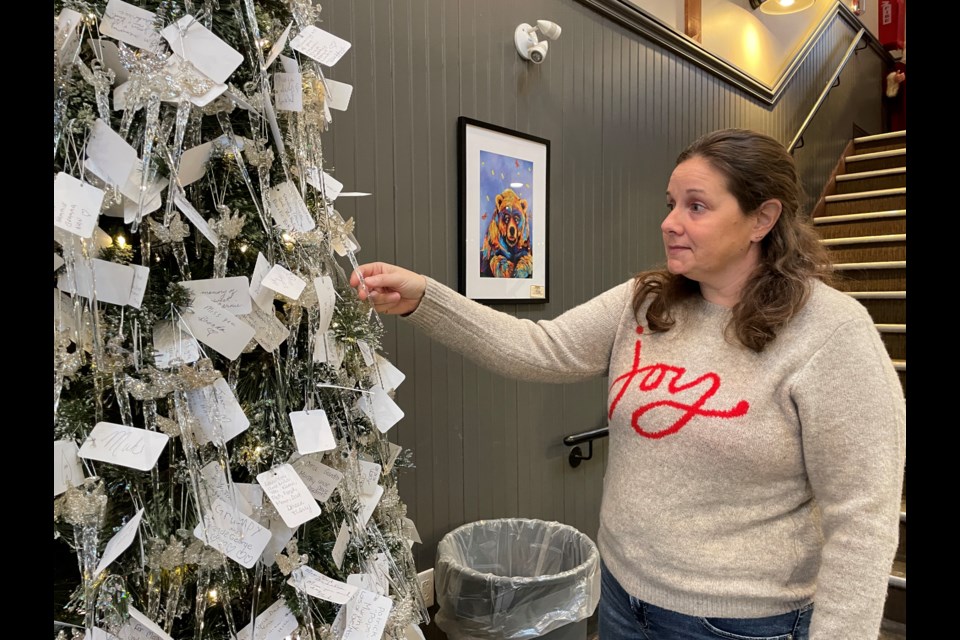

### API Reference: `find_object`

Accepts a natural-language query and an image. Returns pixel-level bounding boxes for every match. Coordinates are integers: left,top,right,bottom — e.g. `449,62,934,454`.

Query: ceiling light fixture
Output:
750,0,817,15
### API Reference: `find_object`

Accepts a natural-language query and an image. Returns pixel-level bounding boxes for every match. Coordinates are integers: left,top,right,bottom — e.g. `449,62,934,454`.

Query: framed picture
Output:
458,117,549,303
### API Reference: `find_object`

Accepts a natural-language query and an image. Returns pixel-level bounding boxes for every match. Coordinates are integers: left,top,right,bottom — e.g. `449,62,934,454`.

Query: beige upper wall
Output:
625,0,882,87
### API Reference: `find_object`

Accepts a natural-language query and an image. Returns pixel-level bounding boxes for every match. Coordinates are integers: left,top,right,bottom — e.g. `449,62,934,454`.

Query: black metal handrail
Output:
563,427,609,468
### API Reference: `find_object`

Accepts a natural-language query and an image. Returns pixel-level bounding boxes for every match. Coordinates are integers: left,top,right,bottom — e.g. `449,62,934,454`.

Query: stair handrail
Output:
788,27,867,153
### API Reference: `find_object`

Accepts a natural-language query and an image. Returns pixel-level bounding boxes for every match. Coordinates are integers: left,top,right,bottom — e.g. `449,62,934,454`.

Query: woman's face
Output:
662,156,763,299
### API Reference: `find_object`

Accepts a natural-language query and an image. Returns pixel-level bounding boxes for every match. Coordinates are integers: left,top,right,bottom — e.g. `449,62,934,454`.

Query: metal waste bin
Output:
434,518,600,640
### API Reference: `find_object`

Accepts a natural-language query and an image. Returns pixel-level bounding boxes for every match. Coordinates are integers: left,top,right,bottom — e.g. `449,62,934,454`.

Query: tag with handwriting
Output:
288,566,358,604
357,460,381,496
182,276,252,315
54,172,103,238
342,589,393,640
194,498,271,569
314,276,336,335
200,461,252,516
241,306,289,352
249,253,275,312
95,508,144,576
325,79,354,111
236,599,299,640
274,72,303,112
290,25,351,67
257,464,322,528
187,378,250,445
58,258,135,306
161,15,243,84
173,191,219,246
264,23,293,69
85,118,138,187
289,410,337,455
152,320,200,368
54,440,85,496
79,422,170,471
313,330,345,369
118,606,174,640
182,294,256,361
333,521,350,569
266,181,315,232
127,265,149,310
291,454,344,503
262,264,307,300
99,0,163,53
357,485,383,528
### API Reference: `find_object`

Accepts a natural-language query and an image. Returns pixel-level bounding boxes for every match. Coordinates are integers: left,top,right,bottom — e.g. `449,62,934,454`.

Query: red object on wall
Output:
878,0,906,50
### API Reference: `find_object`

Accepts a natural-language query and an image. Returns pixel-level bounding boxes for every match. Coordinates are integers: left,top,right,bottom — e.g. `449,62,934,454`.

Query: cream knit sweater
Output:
406,276,905,640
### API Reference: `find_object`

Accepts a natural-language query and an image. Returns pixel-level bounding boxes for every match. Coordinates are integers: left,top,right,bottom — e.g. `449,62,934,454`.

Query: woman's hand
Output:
350,262,427,316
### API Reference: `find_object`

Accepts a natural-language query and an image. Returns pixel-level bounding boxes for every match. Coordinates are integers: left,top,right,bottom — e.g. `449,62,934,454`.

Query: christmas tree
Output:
53,2,427,638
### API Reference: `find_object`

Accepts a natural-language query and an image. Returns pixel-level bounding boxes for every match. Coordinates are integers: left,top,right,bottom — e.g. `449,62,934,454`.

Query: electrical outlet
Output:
417,568,435,608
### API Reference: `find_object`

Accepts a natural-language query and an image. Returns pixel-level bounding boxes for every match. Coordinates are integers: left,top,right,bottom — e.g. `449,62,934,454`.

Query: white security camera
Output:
515,20,561,63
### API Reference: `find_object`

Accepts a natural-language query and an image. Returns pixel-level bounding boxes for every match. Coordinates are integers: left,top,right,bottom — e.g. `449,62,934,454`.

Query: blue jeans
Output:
598,561,813,640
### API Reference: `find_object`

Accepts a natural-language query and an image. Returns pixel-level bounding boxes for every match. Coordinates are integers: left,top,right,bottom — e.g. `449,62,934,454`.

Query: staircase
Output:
812,130,907,640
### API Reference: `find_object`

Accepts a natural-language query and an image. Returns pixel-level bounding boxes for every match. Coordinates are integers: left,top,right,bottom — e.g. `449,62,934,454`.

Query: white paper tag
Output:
236,599,299,640
122,191,163,223
161,15,243,84
95,508,144,576
249,253,275,312
173,191,219,246
91,39,130,84
314,276,336,335
79,422,170,471
264,23,293,70
177,142,213,187
100,0,163,53
358,386,404,433
290,454,344,503
342,589,393,640
182,294,256,361
325,79,354,111
193,498,271,569
313,330,345,369
152,320,200,368
290,25,352,67
322,171,344,200
56,8,83,60
357,485,383,528
332,521,350,569
166,54,229,107
83,628,120,640
356,340,375,367
256,463,323,528
187,378,250,445
119,606,175,640
241,306,289,352
181,276,252,315
262,265,307,300
357,460,382,496
54,253,65,271
54,440,85,496
288,566,358,604
266,181,315,232
401,517,422,544
258,515,295,567
235,483,263,511
54,172,103,238
57,258,135,307
385,442,403,473
200,461,253,516
119,166,167,212
273,72,303,112
289,410,337,455
404,624,427,640
85,118,138,187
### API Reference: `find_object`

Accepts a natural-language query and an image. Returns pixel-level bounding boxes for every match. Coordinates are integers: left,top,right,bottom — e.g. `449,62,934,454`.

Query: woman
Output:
350,129,905,640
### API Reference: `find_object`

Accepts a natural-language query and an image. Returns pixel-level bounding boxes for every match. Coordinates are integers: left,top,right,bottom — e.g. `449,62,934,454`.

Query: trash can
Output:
434,518,600,640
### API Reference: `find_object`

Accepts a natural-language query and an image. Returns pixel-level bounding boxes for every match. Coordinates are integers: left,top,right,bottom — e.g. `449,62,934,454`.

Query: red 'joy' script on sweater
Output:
608,327,749,439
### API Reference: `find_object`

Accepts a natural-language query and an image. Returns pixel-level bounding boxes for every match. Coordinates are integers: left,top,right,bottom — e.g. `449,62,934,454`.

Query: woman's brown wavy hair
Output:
632,128,834,353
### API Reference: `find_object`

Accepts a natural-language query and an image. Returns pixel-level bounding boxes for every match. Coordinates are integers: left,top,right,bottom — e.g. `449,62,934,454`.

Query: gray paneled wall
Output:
320,0,886,570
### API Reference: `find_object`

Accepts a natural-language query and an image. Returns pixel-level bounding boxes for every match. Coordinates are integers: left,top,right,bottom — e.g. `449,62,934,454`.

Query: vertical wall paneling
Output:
322,0,887,570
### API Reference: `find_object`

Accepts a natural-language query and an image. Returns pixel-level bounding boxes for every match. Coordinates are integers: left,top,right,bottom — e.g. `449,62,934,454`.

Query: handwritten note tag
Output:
357,485,383,528
249,253,275,312
290,25,351,66
54,172,104,238
358,386,404,433
100,0,163,53
181,277,252,315
117,606,174,640
264,23,293,69
177,142,213,187
188,378,250,445
241,306,289,352
357,460,382,496
333,521,350,569
289,410,336,455
152,320,200,368
83,628,119,640
313,330,345,369
304,169,344,201
95,508,144,576
256,464,322,528
182,294,256,361
261,264,307,301
86,118,138,187
342,589,393,640
266,181,315,232
79,422,169,472
325,78,354,111
314,276,336,335
291,454,344,503
274,72,303,112
200,461,253,516
161,15,243,84
54,440,85,496
127,265,150,310
194,498,271,569
288,566,358,604
173,191,219,246
236,599,299,640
